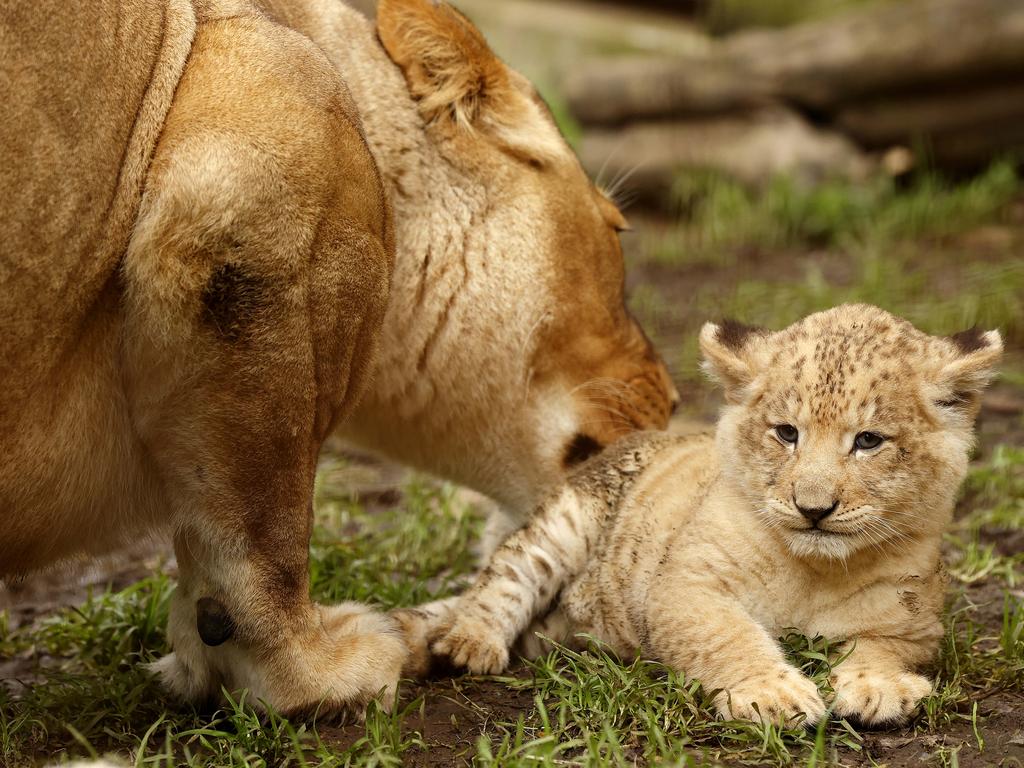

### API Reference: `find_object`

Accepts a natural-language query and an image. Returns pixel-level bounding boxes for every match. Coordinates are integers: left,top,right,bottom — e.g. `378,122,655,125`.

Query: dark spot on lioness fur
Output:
202,262,262,342
196,597,235,646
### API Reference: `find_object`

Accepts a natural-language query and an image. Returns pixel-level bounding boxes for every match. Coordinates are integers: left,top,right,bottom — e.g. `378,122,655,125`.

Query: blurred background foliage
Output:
701,0,889,34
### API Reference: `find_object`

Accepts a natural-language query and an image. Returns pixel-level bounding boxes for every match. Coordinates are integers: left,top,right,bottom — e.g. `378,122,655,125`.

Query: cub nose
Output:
795,499,838,524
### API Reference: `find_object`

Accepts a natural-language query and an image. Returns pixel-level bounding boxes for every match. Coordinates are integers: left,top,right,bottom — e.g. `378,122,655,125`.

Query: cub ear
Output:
376,0,563,163
932,327,1003,410
699,320,767,403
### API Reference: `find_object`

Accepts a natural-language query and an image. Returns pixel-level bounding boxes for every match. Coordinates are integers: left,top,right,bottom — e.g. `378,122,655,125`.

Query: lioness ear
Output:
376,0,563,163
931,327,1003,411
699,320,767,403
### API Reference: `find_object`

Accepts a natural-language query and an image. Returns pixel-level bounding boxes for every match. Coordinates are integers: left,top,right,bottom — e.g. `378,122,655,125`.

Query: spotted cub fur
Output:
416,305,1002,727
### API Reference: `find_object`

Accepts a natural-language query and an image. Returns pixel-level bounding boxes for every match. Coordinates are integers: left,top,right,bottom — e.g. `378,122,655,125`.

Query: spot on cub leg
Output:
201,262,263,342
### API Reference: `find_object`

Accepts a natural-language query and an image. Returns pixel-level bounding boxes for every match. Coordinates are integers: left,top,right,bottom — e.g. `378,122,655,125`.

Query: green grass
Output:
655,161,1020,267
309,459,481,607
473,633,862,768
2,445,1022,767
961,445,1024,532
0,475,479,767
945,445,1024,586
637,162,1024,386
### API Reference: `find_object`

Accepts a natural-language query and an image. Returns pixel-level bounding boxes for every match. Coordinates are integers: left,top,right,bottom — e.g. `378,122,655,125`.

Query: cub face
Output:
701,304,1002,561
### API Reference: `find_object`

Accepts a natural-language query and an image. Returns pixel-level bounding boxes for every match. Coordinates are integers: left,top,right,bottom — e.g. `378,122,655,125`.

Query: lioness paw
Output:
154,601,407,721
717,667,826,727
316,603,408,715
830,668,931,727
432,615,510,675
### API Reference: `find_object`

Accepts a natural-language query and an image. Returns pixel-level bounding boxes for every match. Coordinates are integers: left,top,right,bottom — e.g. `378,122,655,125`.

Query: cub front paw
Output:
390,598,459,678
717,667,826,727
432,614,510,675
830,668,932,727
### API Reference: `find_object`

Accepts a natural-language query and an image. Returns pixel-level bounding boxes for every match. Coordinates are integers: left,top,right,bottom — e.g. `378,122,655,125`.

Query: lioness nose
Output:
795,499,838,524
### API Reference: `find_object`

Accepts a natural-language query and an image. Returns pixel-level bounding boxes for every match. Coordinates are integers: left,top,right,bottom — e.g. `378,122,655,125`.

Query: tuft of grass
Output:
962,445,1024,532
945,535,1023,586
652,163,1024,388
999,595,1024,670
310,460,483,608
946,445,1024,587
655,161,1020,268
0,576,178,765
33,574,174,667
471,636,862,767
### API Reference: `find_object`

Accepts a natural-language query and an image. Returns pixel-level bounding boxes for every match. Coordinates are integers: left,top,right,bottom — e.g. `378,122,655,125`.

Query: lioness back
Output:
0,0,198,572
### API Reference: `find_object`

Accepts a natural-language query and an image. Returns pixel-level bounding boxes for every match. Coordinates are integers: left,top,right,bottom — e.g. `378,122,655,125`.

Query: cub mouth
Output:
798,527,851,537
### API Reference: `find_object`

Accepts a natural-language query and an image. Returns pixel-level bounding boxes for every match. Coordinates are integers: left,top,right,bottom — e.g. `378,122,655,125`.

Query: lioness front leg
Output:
124,11,399,717
828,637,934,727
647,587,826,726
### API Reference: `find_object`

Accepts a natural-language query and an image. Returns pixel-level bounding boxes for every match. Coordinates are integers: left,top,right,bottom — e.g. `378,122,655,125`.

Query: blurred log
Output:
723,0,1024,109
565,55,771,126
563,0,1024,190
579,107,872,207
835,80,1024,149
567,0,1024,124
927,121,1024,171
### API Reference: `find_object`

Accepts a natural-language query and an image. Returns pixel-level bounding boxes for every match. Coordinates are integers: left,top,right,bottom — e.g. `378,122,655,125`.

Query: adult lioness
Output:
0,0,675,716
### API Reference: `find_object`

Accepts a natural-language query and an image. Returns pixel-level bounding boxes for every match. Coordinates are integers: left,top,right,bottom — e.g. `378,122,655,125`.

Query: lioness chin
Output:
1,0,674,716
418,304,1002,728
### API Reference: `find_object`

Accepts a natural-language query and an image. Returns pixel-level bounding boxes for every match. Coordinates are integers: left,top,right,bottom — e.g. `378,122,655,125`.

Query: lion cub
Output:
428,305,1002,726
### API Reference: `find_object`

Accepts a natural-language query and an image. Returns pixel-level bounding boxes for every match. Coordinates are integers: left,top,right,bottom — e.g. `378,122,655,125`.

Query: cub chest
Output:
744,570,932,641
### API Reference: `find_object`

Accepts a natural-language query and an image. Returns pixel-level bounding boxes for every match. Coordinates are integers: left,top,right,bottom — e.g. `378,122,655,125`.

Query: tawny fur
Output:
1,0,674,717
266,0,677,513
420,305,1002,728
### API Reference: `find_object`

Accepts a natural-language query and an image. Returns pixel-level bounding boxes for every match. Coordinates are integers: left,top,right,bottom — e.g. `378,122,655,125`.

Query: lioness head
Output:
340,0,677,514
701,304,1002,561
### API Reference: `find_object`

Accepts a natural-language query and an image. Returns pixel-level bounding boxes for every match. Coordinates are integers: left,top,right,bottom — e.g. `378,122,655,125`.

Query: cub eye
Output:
774,424,799,445
854,432,884,451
